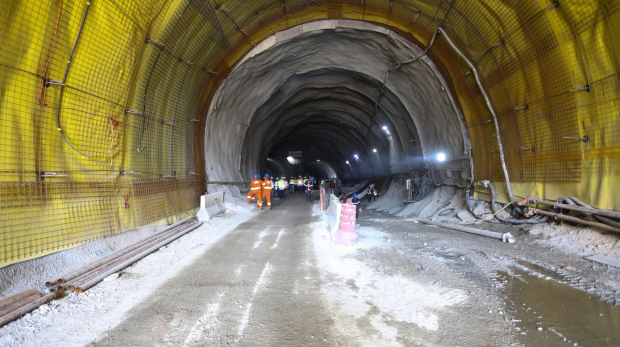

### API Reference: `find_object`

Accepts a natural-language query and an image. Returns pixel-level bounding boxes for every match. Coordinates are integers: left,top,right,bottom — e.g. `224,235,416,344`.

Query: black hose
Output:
487,184,547,224
464,188,500,224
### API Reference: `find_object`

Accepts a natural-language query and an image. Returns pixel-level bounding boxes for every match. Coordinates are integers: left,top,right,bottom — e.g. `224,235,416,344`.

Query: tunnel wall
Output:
1,0,620,267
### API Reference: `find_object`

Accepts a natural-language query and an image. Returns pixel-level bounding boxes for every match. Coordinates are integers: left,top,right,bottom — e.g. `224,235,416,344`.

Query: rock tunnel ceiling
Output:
204,27,470,185
1,0,620,266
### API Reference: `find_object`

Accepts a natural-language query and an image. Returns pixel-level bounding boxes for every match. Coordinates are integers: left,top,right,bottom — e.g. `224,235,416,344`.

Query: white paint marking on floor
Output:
270,229,285,249
237,262,273,336
253,230,269,249
182,293,223,347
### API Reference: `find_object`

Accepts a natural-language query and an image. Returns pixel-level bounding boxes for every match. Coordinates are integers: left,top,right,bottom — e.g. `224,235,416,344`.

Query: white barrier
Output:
326,194,342,237
196,192,226,221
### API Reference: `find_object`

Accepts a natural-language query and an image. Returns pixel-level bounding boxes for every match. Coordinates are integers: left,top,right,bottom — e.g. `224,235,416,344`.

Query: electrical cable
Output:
137,4,192,152
367,29,441,144
55,0,92,157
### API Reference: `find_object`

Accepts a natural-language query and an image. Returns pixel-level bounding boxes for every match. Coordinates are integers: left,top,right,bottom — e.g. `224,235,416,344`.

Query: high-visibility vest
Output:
278,179,286,189
297,179,303,186
250,179,262,190
262,179,273,190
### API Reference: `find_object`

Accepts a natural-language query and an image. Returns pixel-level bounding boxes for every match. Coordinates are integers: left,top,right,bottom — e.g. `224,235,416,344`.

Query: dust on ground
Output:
2,193,620,346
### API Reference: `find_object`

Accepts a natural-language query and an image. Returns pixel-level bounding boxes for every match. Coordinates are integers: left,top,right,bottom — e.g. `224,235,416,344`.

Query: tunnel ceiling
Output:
1,0,620,267
205,26,469,184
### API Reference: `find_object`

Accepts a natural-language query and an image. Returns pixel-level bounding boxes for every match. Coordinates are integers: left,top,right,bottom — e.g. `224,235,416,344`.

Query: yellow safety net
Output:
1,0,619,267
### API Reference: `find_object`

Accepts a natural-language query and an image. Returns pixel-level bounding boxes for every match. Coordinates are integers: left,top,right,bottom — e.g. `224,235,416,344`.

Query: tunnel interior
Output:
1,0,620,267
204,25,471,188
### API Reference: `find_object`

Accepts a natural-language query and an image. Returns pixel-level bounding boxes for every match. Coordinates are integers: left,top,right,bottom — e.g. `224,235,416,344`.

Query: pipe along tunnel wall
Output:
1,0,620,267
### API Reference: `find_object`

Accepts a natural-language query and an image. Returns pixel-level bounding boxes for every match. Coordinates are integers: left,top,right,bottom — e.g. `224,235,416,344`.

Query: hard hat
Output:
353,193,357,197
254,174,259,178
264,173,270,178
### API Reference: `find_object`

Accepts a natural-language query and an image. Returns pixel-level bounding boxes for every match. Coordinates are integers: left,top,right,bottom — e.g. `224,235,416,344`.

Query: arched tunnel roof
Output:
205,25,469,184
1,0,619,266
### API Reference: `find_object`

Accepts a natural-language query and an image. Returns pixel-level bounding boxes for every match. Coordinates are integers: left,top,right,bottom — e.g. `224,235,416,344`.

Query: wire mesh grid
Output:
0,0,199,266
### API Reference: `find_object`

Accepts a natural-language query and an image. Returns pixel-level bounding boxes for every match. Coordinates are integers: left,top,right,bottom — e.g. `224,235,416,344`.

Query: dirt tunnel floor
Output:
4,192,620,346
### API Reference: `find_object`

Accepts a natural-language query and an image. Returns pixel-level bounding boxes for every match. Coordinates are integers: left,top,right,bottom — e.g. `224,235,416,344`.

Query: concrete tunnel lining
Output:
204,21,473,186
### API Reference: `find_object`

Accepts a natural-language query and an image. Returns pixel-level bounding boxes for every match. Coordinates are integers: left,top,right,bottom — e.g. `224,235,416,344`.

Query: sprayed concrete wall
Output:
204,22,472,189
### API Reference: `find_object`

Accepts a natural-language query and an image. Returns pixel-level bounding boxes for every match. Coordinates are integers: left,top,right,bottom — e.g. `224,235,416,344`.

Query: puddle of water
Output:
516,260,565,282
500,269,620,347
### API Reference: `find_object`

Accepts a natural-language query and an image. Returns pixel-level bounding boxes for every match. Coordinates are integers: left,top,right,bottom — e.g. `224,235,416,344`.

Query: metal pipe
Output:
437,27,515,203
0,288,38,310
555,196,620,229
0,293,42,317
0,292,56,328
532,209,620,234
53,218,192,286
47,217,194,286
532,200,620,220
418,219,515,243
76,222,203,293
66,222,195,291
65,221,194,289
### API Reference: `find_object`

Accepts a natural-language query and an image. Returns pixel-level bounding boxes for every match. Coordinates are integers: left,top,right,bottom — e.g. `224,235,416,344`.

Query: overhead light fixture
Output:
436,152,446,162
373,148,377,153
317,159,321,162
346,160,350,164
287,156,293,161
354,154,359,159
382,126,388,131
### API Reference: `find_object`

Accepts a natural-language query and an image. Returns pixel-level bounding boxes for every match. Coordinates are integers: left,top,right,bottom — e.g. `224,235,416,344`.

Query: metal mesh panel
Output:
554,1,620,175
0,0,198,267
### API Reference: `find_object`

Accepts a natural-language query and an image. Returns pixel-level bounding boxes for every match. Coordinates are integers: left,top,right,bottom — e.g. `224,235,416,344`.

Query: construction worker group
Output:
247,174,316,210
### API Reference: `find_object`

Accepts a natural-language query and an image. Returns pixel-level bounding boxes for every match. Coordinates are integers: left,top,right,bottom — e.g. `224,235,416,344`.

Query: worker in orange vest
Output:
262,173,273,210
246,174,263,210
